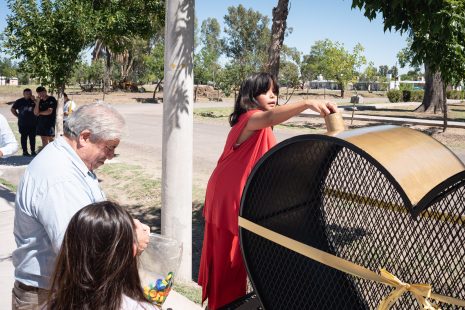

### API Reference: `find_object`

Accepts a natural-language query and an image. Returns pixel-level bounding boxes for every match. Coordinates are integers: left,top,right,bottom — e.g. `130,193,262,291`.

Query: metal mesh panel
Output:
240,136,465,310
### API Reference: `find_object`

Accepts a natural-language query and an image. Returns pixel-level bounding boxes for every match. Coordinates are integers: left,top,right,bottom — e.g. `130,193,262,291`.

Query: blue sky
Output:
0,0,412,73
196,0,411,73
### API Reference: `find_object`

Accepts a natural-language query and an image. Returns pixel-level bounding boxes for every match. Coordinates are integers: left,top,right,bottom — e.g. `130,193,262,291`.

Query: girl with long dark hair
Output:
46,201,156,310
198,72,337,309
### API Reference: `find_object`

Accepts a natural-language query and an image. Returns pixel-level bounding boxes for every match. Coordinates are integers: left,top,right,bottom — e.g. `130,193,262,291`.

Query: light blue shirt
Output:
13,137,106,289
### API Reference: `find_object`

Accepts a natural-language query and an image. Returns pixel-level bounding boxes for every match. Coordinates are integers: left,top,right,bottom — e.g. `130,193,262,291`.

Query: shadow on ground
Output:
0,185,15,203
0,155,34,166
134,97,162,104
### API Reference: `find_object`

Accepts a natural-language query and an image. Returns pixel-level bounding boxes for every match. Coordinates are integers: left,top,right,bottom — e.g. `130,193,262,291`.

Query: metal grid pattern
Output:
240,136,465,309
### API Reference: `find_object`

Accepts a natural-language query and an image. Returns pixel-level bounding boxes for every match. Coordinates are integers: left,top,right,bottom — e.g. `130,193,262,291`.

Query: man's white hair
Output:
64,103,125,141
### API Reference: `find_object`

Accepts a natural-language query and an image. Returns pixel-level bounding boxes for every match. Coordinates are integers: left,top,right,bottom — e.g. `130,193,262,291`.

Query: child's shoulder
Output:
240,109,260,119
120,295,157,310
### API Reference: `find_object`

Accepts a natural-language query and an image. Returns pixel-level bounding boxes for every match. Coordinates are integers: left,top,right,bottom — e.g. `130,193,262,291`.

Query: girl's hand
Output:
305,100,338,116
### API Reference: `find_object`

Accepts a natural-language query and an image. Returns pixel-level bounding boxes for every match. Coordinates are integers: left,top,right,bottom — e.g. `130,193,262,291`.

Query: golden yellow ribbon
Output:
378,269,438,310
238,216,465,309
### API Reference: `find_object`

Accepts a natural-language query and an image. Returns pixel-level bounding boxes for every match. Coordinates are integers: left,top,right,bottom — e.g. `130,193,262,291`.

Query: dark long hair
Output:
229,72,279,126
47,201,147,310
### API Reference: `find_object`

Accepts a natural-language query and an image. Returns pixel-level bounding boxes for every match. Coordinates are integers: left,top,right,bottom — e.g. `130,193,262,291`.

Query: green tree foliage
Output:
89,0,165,90
138,28,165,94
0,57,18,78
378,65,389,78
71,59,105,89
194,18,222,85
301,39,366,97
140,42,164,84
300,55,318,84
352,0,465,124
359,61,378,91
397,40,424,80
3,0,94,91
278,45,301,88
222,5,271,87
3,0,95,134
353,0,465,84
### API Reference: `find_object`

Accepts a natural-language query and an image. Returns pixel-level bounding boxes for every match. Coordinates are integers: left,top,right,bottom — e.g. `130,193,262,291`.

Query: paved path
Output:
0,186,15,309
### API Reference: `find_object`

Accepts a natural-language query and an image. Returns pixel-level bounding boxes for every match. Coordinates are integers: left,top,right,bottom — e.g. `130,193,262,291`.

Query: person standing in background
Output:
63,93,76,124
34,86,57,149
11,88,38,156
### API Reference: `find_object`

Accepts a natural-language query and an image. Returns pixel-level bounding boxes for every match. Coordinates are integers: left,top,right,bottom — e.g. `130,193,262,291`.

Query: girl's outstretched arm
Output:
246,100,337,131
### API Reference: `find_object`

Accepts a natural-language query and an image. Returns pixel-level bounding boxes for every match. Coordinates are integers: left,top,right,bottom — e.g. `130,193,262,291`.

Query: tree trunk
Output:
104,47,112,94
442,84,448,132
267,0,289,78
121,50,134,83
152,78,163,101
55,84,65,136
414,64,445,113
92,40,103,61
340,84,345,98
194,84,198,102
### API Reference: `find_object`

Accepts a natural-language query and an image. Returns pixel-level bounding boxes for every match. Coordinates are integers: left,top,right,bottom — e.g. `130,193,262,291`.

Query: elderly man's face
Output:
77,130,120,171
85,139,120,170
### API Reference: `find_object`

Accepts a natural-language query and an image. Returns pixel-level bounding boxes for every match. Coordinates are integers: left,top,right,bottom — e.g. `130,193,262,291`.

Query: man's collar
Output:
57,137,94,178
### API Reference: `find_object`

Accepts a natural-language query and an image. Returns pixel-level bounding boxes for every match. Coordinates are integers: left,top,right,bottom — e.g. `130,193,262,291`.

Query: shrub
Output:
401,90,424,102
399,83,414,91
410,90,424,102
387,90,402,103
447,90,465,100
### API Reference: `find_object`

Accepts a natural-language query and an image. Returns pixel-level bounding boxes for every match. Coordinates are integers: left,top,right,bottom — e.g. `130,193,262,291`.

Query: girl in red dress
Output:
198,72,337,309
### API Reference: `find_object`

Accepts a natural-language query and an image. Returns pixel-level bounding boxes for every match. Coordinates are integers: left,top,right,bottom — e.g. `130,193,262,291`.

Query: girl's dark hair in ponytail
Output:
229,72,279,126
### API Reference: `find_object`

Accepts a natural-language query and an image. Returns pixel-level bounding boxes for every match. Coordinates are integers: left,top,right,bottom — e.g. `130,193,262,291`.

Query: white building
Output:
0,76,19,86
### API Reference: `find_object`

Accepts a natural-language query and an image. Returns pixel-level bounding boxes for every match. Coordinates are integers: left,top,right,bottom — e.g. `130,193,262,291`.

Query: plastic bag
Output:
139,233,183,307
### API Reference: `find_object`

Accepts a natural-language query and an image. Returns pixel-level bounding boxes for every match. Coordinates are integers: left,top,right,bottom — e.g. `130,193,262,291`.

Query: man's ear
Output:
78,130,92,146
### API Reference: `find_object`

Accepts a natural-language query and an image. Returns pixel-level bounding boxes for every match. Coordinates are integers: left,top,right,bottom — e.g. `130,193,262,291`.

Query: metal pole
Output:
162,0,194,282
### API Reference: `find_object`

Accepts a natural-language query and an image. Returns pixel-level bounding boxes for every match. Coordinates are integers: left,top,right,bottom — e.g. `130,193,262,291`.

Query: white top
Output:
63,100,77,121
121,294,158,310
0,113,18,157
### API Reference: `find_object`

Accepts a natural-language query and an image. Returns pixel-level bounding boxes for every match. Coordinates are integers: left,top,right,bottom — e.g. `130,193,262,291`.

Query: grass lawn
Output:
0,177,17,192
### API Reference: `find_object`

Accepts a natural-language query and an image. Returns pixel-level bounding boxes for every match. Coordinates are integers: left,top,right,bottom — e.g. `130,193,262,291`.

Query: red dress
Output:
198,110,277,309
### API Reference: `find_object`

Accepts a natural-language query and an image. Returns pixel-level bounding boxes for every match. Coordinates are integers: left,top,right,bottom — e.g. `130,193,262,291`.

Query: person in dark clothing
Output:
34,86,57,148
11,88,38,156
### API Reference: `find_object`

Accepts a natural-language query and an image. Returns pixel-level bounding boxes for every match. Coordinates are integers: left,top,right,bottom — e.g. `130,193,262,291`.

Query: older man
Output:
12,103,150,309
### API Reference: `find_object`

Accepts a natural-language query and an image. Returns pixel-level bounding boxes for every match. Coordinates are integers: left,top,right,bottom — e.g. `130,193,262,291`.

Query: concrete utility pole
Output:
161,0,194,281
